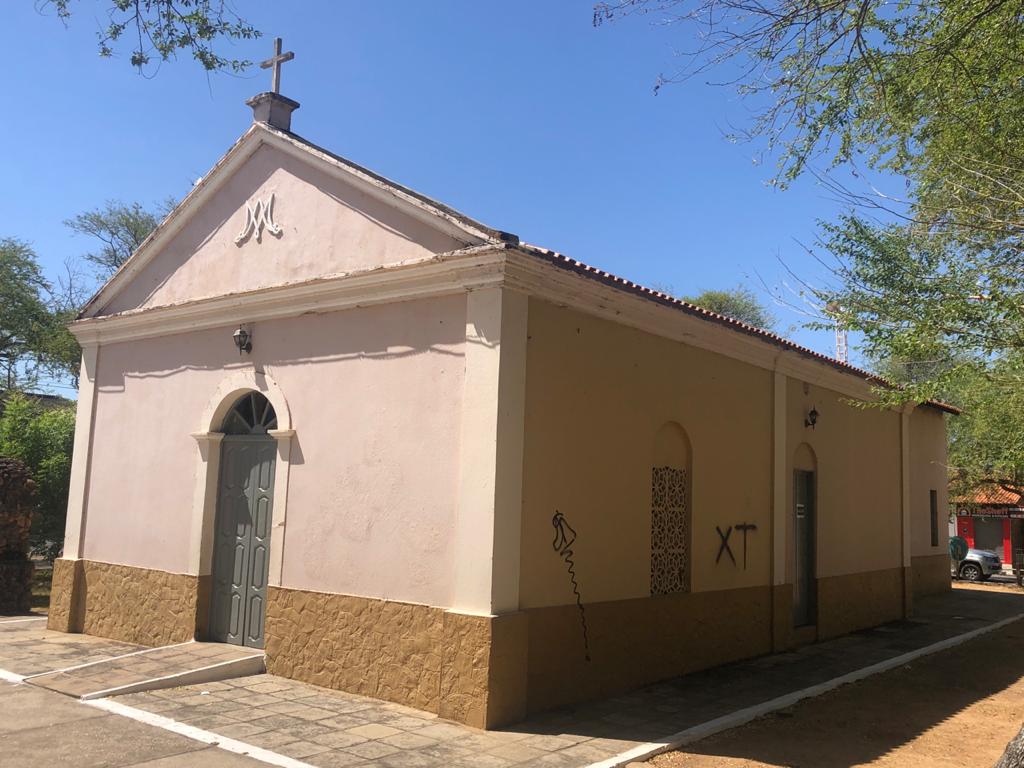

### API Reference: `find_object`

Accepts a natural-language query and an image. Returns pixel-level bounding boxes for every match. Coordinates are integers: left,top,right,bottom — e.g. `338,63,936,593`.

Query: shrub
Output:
0,393,75,560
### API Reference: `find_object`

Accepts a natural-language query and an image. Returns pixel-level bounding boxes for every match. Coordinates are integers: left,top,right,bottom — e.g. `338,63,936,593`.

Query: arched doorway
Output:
209,391,278,647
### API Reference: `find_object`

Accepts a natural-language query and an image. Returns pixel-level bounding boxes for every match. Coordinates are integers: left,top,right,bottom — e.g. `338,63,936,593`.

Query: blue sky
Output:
8,1,862,394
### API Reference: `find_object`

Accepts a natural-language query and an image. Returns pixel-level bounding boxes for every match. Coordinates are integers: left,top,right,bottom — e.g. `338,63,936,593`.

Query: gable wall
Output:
80,294,467,607
100,142,469,316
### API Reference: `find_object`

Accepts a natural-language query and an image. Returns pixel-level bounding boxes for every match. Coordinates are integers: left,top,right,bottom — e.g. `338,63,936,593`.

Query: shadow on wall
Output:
94,297,467,396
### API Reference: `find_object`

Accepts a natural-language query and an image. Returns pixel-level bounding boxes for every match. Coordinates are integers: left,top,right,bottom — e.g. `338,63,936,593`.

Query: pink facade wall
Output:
82,295,466,607
102,143,469,315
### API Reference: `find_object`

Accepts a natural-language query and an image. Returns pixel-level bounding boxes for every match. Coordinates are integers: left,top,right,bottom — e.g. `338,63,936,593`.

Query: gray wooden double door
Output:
210,436,276,648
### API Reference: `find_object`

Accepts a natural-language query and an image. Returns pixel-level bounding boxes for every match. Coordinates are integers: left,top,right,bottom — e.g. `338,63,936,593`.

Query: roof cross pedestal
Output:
261,37,295,94
246,36,300,132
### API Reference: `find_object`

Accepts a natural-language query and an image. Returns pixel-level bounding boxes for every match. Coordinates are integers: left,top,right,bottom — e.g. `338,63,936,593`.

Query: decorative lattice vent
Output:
651,466,689,595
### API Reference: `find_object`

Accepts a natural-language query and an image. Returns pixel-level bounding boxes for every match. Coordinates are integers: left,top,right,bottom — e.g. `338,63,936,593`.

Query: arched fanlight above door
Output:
221,391,278,435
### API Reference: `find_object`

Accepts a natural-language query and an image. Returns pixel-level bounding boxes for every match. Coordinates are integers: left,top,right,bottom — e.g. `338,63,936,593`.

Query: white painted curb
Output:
585,611,1024,768
0,668,26,683
86,698,316,768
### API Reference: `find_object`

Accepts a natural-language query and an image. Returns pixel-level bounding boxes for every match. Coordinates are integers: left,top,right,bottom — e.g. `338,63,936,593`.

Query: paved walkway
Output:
2,585,1023,768
0,616,140,678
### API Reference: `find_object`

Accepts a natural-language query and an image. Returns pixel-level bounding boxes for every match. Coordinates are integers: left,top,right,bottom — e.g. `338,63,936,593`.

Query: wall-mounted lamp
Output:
233,326,252,355
804,406,819,429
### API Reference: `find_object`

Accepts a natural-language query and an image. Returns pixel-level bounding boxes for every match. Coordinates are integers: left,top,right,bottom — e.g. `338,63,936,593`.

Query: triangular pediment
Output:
84,124,511,318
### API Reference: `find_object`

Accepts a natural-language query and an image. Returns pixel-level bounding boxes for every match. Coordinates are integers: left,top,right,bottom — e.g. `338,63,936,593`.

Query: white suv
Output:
958,548,1002,581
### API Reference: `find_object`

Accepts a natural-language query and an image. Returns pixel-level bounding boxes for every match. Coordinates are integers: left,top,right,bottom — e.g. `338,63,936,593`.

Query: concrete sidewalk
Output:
2,585,1022,768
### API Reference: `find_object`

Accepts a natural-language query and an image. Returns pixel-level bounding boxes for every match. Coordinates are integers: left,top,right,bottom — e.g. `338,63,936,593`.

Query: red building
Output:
955,487,1024,570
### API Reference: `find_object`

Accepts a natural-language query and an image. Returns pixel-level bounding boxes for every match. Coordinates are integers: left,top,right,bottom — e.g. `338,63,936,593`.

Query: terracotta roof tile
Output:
957,486,1024,507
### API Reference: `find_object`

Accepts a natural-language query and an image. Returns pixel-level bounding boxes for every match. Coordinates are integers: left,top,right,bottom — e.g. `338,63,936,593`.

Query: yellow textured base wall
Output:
46,558,197,646
817,567,904,640
264,586,527,729
912,553,952,597
524,585,772,714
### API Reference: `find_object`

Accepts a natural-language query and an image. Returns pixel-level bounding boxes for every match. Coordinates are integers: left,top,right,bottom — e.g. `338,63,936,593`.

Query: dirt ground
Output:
649,584,1024,768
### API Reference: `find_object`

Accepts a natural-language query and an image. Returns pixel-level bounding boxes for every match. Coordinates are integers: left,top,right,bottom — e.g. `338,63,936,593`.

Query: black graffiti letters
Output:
716,522,758,569
715,525,736,566
551,511,591,662
736,523,758,570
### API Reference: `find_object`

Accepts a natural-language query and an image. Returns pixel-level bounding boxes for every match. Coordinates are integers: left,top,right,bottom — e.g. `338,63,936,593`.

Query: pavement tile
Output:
376,751,450,768
245,730,301,749
280,721,338,741
377,713,437,730
185,714,242,730
289,705,342,721
230,693,281,707
248,713,308,731
244,680,297,694
343,740,403,759
520,734,587,752
276,739,334,759
447,755,515,768
412,722,473,741
211,721,272,739
307,750,368,767
485,742,555,763
115,746,262,766
309,730,370,749
379,731,438,749
346,722,402,740
414,741,474,762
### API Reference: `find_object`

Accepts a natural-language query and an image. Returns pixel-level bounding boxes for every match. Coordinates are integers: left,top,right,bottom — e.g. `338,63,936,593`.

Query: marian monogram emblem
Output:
235,193,282,244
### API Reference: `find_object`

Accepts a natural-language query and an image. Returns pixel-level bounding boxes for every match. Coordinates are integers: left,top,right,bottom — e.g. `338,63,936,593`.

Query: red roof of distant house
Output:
958,486,1024,507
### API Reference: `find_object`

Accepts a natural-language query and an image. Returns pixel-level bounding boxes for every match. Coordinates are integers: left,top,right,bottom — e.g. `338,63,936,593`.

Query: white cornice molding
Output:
75,242,887,406
71,246,506,345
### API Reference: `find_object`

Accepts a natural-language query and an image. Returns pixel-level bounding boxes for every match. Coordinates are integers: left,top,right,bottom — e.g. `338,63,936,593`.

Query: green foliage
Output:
48,0,260,73
598,0,1024,230
0,239,54,389
0,393,76,560
816,215,1024,493
684,286,776,329
66,199,174,279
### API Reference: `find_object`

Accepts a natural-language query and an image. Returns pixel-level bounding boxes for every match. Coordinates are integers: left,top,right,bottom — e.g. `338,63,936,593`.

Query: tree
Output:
809,216,1024,495
595,0,1024,238
66,199,174,279
0,240,53,390
47,1,260,73
596,1,1024,361
684,286,776,329
0,393,76,560
996,725,1024,768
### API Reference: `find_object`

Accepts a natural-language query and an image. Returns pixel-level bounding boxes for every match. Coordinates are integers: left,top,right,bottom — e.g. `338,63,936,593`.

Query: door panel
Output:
793,469,817,627
210,437,276,647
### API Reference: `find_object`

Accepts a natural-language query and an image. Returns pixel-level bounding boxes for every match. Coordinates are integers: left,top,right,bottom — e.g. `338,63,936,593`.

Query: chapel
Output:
48,51,954,728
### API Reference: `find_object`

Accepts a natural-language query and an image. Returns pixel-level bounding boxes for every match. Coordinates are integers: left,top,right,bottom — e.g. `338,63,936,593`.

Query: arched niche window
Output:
220,391,278,435
651,422,693,595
